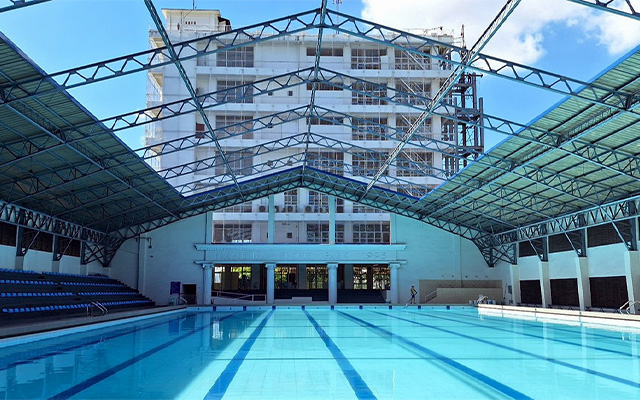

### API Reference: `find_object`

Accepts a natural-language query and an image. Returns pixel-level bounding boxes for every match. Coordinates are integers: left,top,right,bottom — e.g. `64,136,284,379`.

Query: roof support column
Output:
539,260,551,308
266,263,276,305
624,251,640,314
575,257,591,311
509,264,521,305
202,264,213,305
14,226,24,270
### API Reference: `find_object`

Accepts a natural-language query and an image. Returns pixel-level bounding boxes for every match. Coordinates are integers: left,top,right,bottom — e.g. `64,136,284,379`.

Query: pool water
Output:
0,307,639,399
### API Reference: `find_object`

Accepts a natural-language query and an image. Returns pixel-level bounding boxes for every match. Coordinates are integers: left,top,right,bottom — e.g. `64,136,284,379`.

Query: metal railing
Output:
86,301,108,317
618,300,640,314
424,290,438,303
212,291,266,303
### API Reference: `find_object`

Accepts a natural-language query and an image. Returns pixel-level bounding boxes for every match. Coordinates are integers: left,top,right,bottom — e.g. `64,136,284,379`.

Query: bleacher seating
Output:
0,268,154,322
337,289,385,303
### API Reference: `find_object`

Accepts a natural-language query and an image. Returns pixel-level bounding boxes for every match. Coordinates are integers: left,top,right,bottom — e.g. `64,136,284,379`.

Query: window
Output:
372,265,390,290
308,191,329,212
396,151,433,177
306,82,343,91
351,48,387,69
0,222,16,246
22,229,53,252
307,151,344,175
213,224,252,243
216,80,253,103
275,265,297,289
352,266,368,289
307,265,328,289
352,151,388,176
231,265,252,290
306,223,344,243
352,117,388,140
394,80,431,106
216,46,254,67
215,115,254,139
394,49,431,70
215,151,253,175
195,122,206,139
353,223,390,243
352,81,387,105
307,47,343,57
284,190,298,212
307,116,344,125
57,237,81,257
395,115,432,139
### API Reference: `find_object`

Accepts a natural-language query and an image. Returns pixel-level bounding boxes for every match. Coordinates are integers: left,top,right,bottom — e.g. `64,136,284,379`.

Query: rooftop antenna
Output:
193,0,196,9
333,0,343,25
461,24,466,48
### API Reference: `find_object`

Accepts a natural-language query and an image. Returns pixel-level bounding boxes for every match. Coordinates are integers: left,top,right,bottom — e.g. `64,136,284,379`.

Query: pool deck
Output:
0,305,187,340
479,304,640,330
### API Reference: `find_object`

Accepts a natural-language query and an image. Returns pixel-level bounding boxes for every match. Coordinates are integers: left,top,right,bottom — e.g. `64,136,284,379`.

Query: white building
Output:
143,8,487,302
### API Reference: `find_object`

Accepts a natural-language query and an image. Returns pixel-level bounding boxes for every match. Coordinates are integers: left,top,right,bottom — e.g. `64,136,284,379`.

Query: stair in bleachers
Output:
0,268,154,322
337,289,385,303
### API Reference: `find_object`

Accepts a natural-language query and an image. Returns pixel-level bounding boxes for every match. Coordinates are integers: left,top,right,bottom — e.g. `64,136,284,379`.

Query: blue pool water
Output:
0,307,639,399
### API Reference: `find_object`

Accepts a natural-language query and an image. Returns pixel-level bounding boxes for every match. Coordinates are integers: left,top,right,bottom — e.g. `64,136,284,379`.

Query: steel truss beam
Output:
0,200,122,265
112,166,490,246
0,8,322,105
0,0,49,13
490,197,640,249
308,74,629,221
362,0,522,197
567,0,640,21
313,70,633,205
326,9,640,115
144,0,244,201
302,0,329,172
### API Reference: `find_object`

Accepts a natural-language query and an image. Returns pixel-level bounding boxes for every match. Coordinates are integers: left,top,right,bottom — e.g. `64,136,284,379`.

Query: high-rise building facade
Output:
146,9,483,292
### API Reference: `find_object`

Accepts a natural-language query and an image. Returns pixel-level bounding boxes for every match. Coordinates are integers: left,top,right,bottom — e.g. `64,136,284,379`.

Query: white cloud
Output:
360,0,639,65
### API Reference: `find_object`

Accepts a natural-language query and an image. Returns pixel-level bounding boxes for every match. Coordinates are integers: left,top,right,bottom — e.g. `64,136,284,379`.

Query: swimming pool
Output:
0,306,639,399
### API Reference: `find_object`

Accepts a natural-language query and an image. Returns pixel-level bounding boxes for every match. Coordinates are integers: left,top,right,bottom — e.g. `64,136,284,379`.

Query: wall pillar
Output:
329,196,336,245
344,264,354,289
328,263,338,304
510,264,521,305
51,260,61,274
14,256,24,271
202,264,213,305
298,264,307,289
539,261,551,307
390,263,400,304
575,257,591,311
624,251,640,314
266,263,276,305
268,195,275,244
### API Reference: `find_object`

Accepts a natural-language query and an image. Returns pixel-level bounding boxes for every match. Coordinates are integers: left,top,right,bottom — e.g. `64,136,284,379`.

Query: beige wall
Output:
426,288,504,304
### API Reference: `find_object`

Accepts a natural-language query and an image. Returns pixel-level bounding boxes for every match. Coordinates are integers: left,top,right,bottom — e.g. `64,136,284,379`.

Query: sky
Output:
0,0,638,151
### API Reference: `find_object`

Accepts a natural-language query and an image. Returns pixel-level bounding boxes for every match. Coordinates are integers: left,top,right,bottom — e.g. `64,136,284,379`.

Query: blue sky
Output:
0,0,637,150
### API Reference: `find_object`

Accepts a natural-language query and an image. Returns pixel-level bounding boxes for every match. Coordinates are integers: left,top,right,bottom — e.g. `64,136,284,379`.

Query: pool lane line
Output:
203,310,274,400
424,307,637,345
0,312,200,372
338,311,533,400
402,309,639,359
373,310,640,390
303,309,377,400
48,312,245,400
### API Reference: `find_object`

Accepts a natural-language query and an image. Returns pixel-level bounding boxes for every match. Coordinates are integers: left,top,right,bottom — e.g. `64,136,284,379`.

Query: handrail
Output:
619,300,640,314
178,296,188,305
86,301,107,317
424,290,438,303
212,290,266,302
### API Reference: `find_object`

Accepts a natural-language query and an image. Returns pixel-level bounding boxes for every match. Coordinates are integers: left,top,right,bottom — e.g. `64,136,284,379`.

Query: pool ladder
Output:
86,301,108,317
618,300,640,314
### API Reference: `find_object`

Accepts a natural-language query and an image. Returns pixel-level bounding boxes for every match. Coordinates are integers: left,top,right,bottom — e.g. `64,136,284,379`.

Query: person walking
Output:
407,285,417,305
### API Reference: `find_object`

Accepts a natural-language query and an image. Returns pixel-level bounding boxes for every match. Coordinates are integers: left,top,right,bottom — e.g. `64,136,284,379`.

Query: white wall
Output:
0,243,101,274
110,214,209,305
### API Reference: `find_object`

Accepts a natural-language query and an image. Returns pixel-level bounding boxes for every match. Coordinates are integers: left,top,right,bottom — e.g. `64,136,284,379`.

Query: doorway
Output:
182,283,197,304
